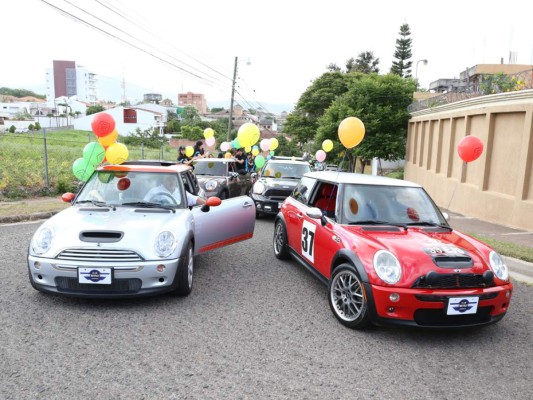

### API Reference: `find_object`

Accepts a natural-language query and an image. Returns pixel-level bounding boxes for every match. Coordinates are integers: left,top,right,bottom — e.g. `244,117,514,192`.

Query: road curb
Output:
0,211,59,224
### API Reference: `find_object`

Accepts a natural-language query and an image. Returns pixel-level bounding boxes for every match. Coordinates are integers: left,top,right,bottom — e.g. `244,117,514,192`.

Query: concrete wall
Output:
405,89,533,231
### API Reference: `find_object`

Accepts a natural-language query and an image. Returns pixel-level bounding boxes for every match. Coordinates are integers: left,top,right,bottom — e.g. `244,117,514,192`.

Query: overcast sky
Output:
2,0,533,112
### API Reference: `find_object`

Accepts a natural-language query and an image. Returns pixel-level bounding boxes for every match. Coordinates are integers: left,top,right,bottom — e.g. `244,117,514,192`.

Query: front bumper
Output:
365,282,513,328
250,193,284,216
27,255,183,298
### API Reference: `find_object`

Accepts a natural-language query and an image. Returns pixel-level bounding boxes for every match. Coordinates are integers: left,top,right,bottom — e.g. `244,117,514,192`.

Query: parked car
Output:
27,161,256,298
193,158,253,199
249,158,312,217
273,171,513,329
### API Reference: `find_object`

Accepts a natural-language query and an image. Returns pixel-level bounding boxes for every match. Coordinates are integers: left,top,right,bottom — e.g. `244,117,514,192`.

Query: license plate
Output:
78,267,112,285
446,296,479,315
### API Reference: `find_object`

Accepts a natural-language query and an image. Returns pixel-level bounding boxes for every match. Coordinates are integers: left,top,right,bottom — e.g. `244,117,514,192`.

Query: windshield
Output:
340,184,448,226
262,163,311,179
75,171,187,208
193,161,229,176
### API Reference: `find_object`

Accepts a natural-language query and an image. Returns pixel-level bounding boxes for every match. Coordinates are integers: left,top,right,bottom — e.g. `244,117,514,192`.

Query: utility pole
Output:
227,56,238,141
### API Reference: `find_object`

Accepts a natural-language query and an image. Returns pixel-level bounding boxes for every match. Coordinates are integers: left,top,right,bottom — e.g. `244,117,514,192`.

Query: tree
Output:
326,63,341,72
210,107,224,113
346,51,380,74
283,72,352,146
390,23,413,78
316,73,415,172
86,104,105,115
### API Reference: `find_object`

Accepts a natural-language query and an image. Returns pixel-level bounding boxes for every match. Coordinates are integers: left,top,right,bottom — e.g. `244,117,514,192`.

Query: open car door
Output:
191,196,256,255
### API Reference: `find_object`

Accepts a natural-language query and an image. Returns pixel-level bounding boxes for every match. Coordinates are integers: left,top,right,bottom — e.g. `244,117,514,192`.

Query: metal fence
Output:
0,129,174,197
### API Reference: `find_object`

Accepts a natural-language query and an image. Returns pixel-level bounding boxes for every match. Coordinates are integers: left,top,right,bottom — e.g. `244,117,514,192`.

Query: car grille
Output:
264,188,293,200
433,256,473,269
56,248,143,262
414,306,492,327
55,277,142,293
412,273,494,289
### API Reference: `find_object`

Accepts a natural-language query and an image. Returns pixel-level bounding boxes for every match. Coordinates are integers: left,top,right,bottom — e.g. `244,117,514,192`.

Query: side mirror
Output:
206,197,222,207
306,207,323,220
62,192,75,203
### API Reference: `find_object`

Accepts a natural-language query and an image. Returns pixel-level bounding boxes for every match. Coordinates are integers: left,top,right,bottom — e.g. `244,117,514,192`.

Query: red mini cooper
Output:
273,171,513,329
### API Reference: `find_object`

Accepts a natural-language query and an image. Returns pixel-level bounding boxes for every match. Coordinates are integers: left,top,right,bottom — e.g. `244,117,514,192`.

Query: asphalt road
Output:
1,219,532,400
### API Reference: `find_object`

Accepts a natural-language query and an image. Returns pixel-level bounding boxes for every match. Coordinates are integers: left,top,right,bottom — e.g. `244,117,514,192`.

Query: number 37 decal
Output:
301,220,316,263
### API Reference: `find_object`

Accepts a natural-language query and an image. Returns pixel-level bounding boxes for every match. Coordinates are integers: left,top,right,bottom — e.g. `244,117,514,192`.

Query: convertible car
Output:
273,171,513,329
28,161,256,298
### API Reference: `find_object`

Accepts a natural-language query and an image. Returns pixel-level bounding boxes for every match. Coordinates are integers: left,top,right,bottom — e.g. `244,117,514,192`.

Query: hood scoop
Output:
79,207,110,212
433,255,473,269
79,231,123,243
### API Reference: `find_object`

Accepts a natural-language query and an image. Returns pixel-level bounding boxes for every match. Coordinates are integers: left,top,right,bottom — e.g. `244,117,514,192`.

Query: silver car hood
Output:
33,206,191,259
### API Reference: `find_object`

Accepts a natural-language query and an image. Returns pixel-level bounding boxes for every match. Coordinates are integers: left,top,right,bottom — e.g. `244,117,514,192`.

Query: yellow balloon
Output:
185,146,194,157
252,148,259,156
98,129,118,147
238,123,259,148
322,139,333,152
204,128,214,139
245,146,251,153
270,138,279,151
224,152,232,159
106,143,129,165
338,117,365,149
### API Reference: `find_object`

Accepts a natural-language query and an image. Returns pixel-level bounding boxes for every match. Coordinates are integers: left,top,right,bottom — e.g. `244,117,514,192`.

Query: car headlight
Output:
253,182,265,194
154,231,176,258
373,250,402,284
204,180,218,191
489,251,509,281
31,227,54,255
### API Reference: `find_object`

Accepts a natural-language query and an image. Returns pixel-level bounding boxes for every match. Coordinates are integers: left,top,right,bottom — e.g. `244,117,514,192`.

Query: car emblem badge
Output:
454,268,460,273
332,235,340,243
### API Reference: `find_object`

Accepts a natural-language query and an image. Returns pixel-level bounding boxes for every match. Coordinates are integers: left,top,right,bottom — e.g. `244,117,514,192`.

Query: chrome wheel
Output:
186,244,194,289
273,220,290,260
330,268,366,322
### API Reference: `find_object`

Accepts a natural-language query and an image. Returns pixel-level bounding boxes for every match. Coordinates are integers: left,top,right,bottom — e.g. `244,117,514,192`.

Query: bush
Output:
9,125,16,133
385,167,404,180
28,124,35,131
34,122,41,130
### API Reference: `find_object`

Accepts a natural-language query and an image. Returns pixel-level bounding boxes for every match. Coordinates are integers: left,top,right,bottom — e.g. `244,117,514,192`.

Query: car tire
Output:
273,219,290,260
328,264,370,329
175,241,194,296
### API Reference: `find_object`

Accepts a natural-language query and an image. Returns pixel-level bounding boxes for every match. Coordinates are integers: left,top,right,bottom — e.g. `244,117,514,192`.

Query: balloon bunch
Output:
72,113,129,182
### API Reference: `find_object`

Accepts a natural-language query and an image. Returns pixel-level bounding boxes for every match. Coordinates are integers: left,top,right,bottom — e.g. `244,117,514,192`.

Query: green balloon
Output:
255,155,265,169
72,158,95,182
83,142,105,167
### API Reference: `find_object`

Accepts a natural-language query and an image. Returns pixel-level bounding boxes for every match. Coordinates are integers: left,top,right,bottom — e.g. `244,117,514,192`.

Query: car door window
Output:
292,177,316,205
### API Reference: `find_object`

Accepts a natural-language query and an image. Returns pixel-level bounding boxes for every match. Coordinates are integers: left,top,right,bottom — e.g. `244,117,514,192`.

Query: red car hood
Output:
341,226,494,286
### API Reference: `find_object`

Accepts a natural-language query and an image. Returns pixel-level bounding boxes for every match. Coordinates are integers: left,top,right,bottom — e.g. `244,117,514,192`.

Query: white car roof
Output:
304,171,421,188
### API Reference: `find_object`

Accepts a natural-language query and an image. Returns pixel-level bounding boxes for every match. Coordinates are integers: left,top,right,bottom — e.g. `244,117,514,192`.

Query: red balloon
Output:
117,177,131,191
457,135,484,163
91,113,116,138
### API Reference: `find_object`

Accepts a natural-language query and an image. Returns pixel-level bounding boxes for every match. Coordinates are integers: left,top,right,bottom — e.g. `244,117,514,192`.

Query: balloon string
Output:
323,152,347,214
446,161,465,211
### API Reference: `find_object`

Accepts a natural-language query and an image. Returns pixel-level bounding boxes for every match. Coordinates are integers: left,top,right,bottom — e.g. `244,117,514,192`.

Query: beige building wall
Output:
405,89,533,231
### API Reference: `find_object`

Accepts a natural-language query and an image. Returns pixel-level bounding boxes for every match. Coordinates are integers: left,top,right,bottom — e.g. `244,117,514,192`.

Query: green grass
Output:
468,233,533,263
0,130,176,199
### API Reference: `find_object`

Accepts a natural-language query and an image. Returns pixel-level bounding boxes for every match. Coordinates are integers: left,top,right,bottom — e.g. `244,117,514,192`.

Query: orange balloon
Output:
98,129,118,147
338,117,365,149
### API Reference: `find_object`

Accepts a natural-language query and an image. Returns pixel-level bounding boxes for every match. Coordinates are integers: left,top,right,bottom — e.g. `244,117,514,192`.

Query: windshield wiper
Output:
121,201,176,213
349,220,407,229
405,221,452,231
76,200,113,209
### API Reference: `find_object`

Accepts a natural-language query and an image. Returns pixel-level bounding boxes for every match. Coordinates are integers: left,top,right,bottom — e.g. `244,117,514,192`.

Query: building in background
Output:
45,60,97,105
178,92,207,114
